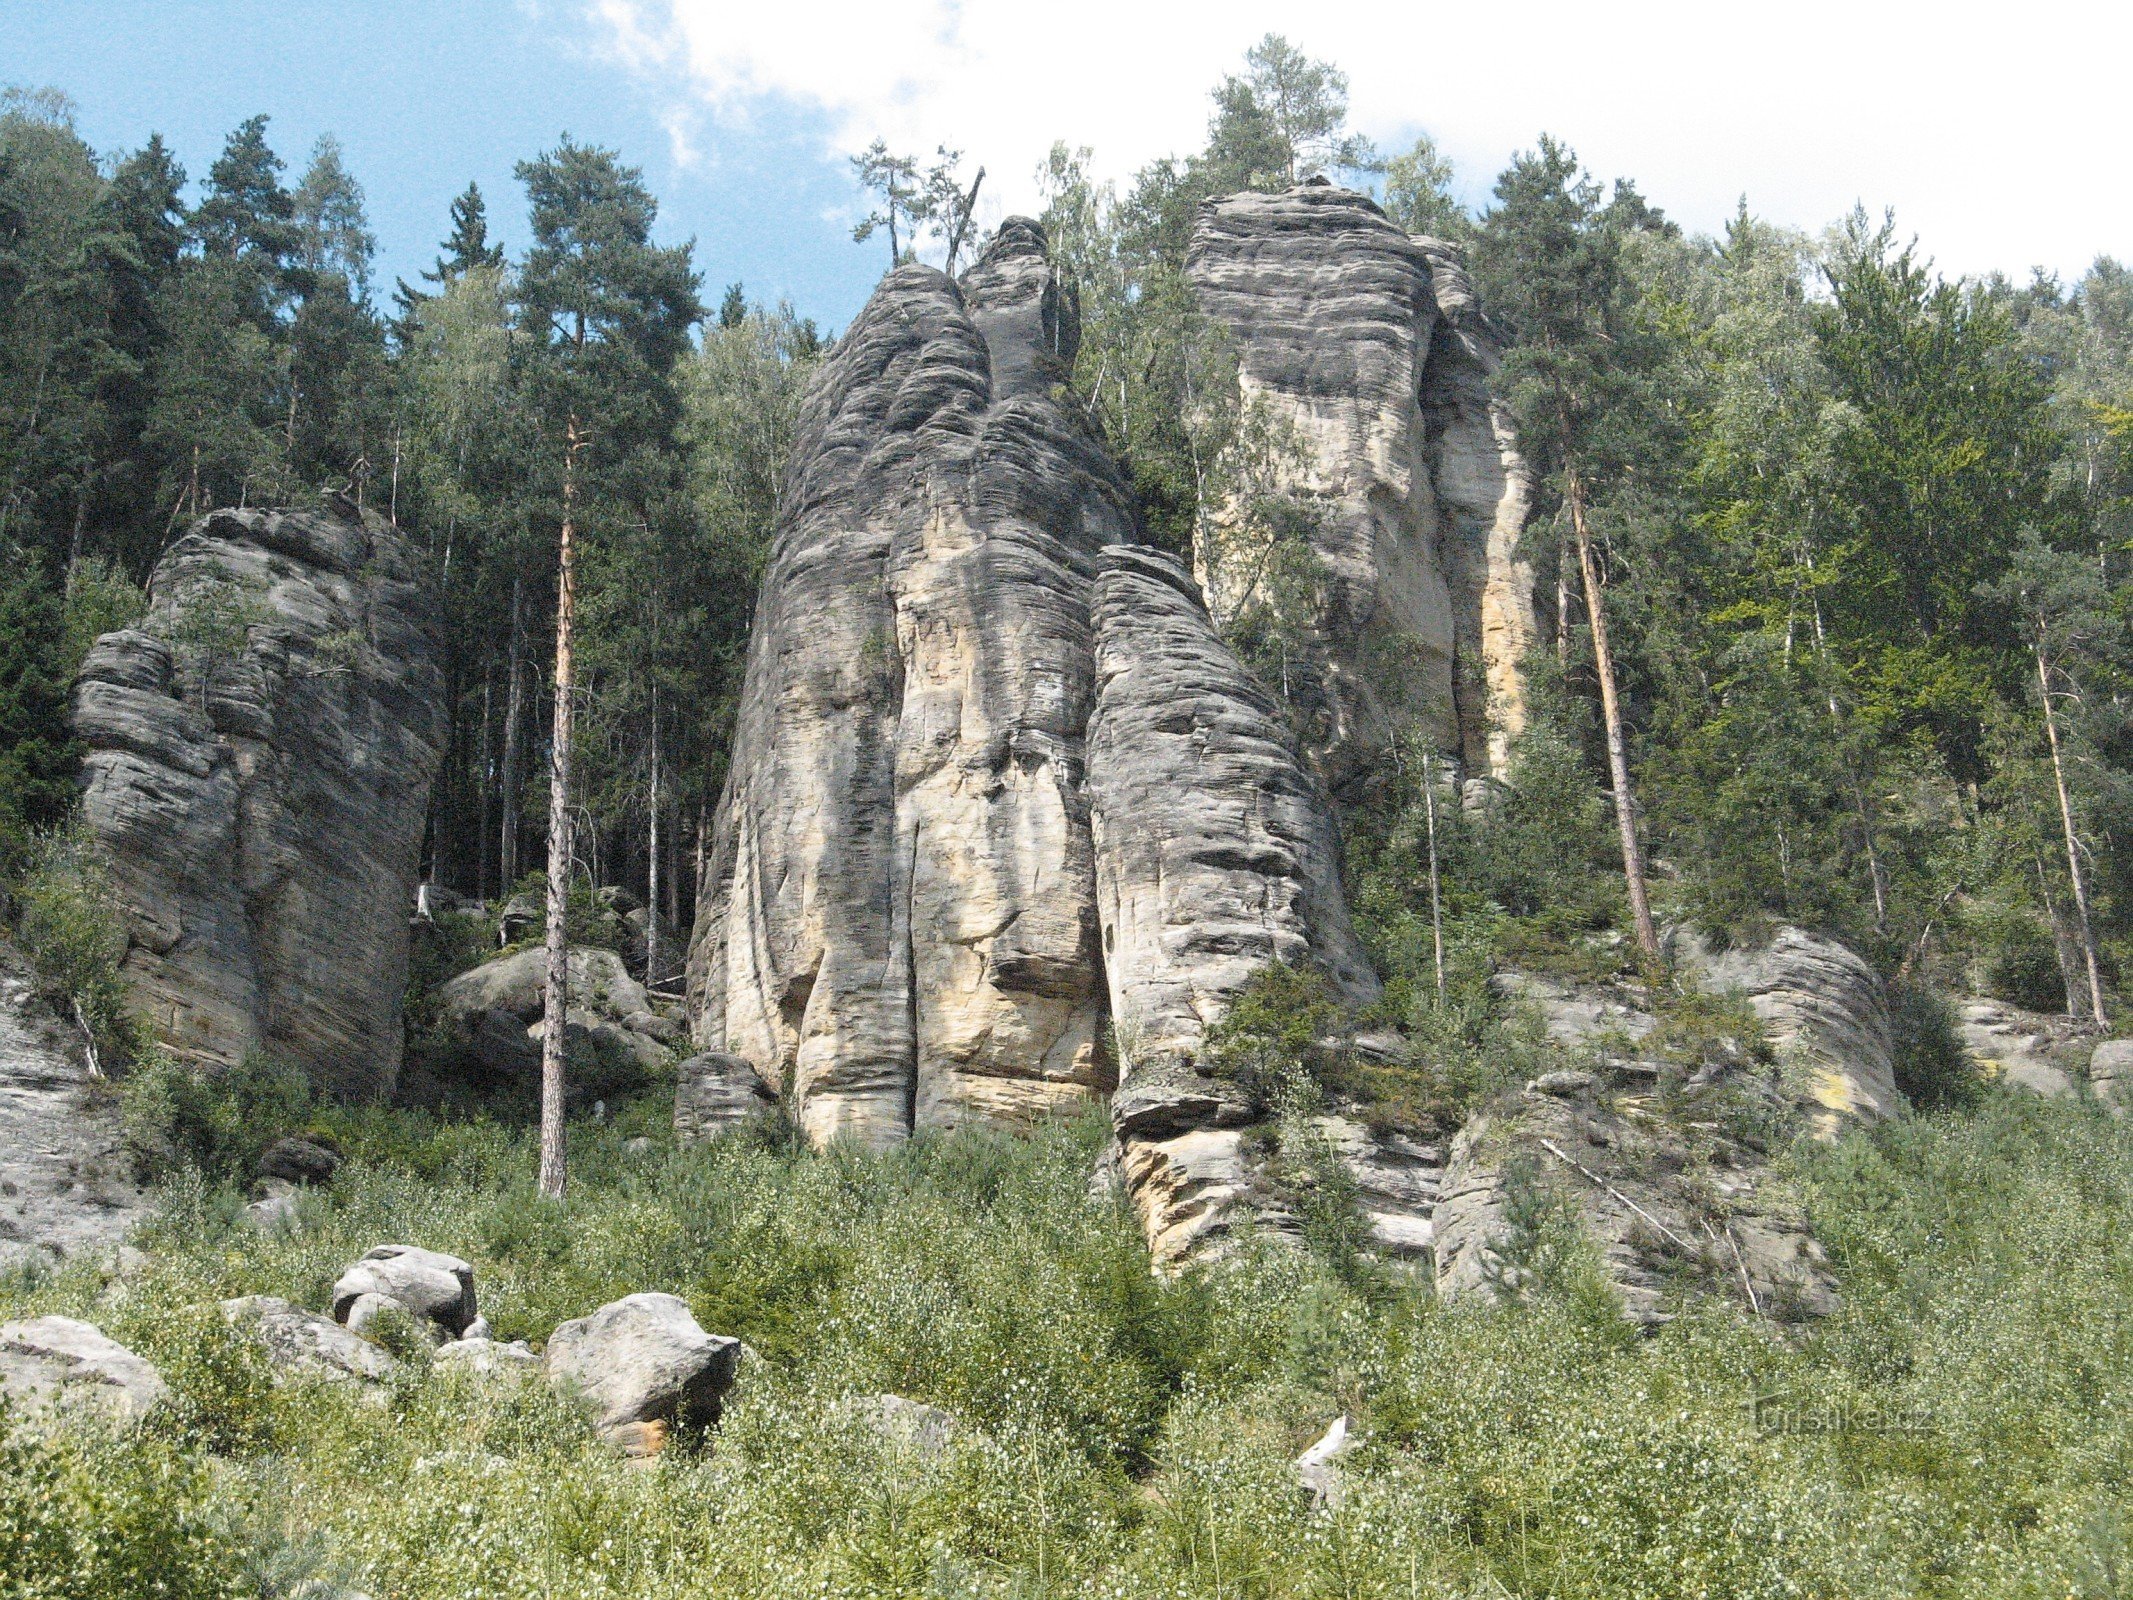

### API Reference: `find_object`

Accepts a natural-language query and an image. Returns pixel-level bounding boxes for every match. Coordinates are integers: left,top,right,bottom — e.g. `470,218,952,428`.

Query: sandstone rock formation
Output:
0,1314,170,1425
1957,997,2087,1098
545,1291,740,1456
220,1294,397,1386
685,221,1382,1265
2090,1039,2132,1113
1678,926,1905,1137
1185,183,1536,794
434,945,677,1095
331,1244,479,1341
71,503,446,1098
688,220,1129,1148
0,937,144,1270
1434,1069,1837,1325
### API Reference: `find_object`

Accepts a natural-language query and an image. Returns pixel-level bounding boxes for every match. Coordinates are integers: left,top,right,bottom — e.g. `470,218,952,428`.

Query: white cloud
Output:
588,0,2129,279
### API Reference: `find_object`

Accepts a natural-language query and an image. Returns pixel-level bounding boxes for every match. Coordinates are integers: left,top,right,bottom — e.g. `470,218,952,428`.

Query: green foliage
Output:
12,822,135,1061
1887,979,1983,1110
7,1093,2126,1597
0,559,83,855
0,1406,245,1599
120,1050,314,1183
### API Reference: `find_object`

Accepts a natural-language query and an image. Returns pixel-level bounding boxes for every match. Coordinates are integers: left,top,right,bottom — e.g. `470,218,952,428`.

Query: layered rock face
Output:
688,221,1130,1146
72,505,446,1098
686,222,1376,1260
1186,184,1536,793
0,937,144,1268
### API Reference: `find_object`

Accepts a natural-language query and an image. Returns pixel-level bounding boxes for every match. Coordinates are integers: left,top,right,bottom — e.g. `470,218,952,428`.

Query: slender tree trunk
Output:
2035,850,2086,1018
1808,589,1888,932
538,418,583,1200
1555,525,1573,668
476,670,494,903
2037,637,2108,1024
498,574,527,889
1422,748,1446,1005
646,689,662,989
1567,464,1659,961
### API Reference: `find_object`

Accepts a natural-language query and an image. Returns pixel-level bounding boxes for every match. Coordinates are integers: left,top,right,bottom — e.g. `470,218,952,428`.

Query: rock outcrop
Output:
1678,926,1904,1137
0,938,144,1270
331,1244,479,1341
1434,1069,1837,1326
1185,184,1536,794
0,1315,170,1425
685,221,1381,1264
220,1295,396,1386
71,503,446,1098
433,946,677,1095
545,1292,740,1456
1957,997,2087,1099
2090,1039,2132,1114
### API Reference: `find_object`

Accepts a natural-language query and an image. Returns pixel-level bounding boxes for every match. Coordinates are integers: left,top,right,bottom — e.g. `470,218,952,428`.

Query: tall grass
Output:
4,1090,2130,1598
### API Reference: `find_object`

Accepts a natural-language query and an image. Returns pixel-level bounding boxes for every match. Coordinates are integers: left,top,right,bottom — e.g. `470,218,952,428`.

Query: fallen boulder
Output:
220,1295,395,1385
0,1314,170,1424
2091,1039,2132,1114
331,1244,478,1340
434,1336,538,1377
434,945,674,1095
544,1292,739,1457
673,1050,780,1143
256,1135,340,1187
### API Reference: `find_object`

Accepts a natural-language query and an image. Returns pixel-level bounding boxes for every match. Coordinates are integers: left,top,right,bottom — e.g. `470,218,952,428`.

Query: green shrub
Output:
1888,977,1983,1110
12,822,137,1067
120,1049,314,1183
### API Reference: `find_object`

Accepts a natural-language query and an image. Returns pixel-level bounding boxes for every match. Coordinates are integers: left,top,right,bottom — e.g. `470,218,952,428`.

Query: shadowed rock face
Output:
1186,184,1536,795
71,505,446,1098
685,223,1377,1261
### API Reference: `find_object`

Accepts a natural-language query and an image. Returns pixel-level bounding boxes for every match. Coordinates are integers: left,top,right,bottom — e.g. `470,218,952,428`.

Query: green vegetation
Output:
2,1091,2129,1597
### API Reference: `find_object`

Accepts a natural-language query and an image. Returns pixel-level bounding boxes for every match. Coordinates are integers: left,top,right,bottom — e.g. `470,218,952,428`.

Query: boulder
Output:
843,1392,962,1460
70,504,446,1097
1959,998,2085,1099
0,938,146,1271
245,1192,301,1233
1296,1415,1355,1509
1185,185,1537,794
433,945,672,1094
219,1295,395,1385
673,1050,779,1144
0,1315,170,1424
2090,1039,2132,1114
330,1244,478,1339
257,1135,340,1187
434,1336,538,1377
1433,1071,1836,1326
544,1292,740,1456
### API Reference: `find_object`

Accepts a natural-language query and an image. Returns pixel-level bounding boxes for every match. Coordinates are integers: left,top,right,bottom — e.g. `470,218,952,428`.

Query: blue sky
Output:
1,0,883,329
6,0,2129,336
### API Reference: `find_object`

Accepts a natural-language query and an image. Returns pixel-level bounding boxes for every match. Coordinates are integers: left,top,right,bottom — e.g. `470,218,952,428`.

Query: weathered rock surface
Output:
545,1292,740,1456
0,938,145,1269
434,1336,538,1376
1311,1112,1443,1259
687,220,1133,1146
71,504,446,1097
331,1244,478,1339
1434,1071,1837,1325
220,1294,396,1385
1087,545,1380,1261
1958,997,2086,1098
673,1050,779,1141
257,1134,340,1187
433,945,675,1093
0,1314,170,1424
843,1392,964,1460
1185,184,1536,794
1680,926,1904,1136
2090,1039,2132,1113
1295,1414,1356,1510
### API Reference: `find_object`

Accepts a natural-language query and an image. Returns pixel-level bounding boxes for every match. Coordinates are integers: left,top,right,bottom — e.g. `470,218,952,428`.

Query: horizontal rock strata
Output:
72,504,446,1097
1185,183,1536,794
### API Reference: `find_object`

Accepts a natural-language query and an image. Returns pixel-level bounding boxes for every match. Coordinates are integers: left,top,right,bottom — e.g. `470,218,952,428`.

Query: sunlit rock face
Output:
686,221,1131,1148
683,223,1376,1267
1185,183,1537,795
71,504,446,1098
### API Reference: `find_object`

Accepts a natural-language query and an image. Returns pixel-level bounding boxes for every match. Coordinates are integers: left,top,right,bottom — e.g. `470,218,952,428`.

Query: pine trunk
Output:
646,692,662,990
538,419,582,1201
1568,468,1659,961
2037,637,2108,1024
498,575,527,890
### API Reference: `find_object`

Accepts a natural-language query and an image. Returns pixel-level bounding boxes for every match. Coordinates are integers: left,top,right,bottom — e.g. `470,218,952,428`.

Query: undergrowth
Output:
2,1091,2129,1598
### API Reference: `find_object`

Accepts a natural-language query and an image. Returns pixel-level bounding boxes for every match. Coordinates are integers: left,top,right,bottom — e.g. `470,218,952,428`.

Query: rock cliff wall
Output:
71,505,446,1098
685,222,1376,1259
1185,183,1536,794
